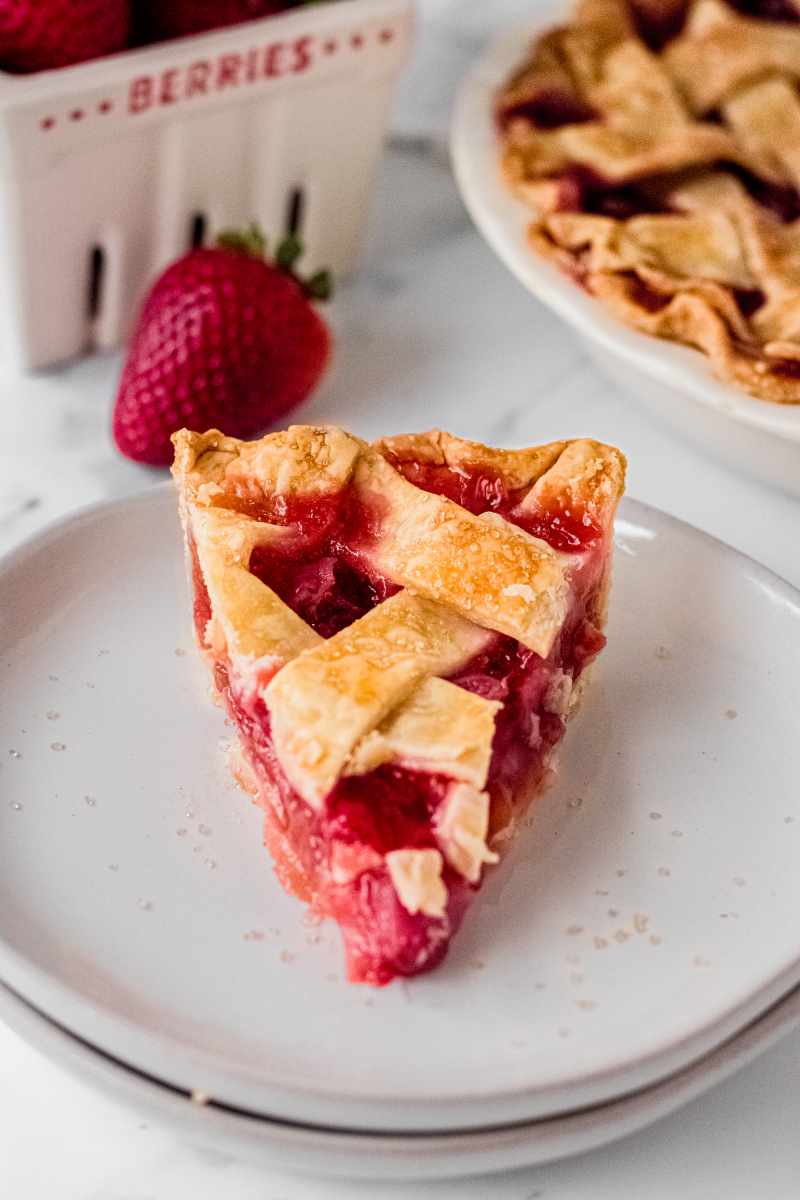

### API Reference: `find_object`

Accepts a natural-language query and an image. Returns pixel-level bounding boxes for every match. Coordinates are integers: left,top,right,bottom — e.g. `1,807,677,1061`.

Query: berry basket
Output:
0,0,413,369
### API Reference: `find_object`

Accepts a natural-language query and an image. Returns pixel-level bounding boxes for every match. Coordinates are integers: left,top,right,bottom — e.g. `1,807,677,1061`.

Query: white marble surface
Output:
2,122,800,1200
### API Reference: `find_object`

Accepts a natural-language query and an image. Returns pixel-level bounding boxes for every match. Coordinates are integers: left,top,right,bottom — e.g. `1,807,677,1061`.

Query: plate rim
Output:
449,7,800,446
2,972,800,1178
2,486,800,1132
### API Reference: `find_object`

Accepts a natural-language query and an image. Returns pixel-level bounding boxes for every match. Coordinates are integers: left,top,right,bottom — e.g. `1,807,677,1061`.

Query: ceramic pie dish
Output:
451,4,800,496
1,483,800,1137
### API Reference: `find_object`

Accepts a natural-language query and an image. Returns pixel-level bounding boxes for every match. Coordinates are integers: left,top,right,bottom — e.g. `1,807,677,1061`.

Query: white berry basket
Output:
0,0,413,370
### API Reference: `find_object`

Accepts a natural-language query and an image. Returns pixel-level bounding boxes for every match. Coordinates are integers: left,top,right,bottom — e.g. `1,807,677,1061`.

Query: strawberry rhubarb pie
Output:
498,0,800,403
172,425,625,985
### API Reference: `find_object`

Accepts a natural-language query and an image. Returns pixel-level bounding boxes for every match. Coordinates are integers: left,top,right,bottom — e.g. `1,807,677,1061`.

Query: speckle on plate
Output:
633,913,649,933
649,811,663,821
9,801,23,812
725,708,737,719
658,866,671,877
84,795,96,807
733,876,747,887
46,710,60,721
8,749,21,759
566,924,583,936
593,937,608,950
137,899,153,911
649,934,662,946
50,742,66,752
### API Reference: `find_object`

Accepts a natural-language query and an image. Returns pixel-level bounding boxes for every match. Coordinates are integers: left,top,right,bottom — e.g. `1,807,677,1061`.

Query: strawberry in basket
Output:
112,227,332,466
0,0,130,72
138,0,298,41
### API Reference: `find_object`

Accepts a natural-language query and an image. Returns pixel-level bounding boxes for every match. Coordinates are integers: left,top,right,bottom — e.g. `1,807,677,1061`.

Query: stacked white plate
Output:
1,488,800,1177
450,8,800,497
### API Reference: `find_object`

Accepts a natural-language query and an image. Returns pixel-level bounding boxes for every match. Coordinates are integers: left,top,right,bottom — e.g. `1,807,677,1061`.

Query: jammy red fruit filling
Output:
194,466,609,984
385,454,603,552
498,89,597,130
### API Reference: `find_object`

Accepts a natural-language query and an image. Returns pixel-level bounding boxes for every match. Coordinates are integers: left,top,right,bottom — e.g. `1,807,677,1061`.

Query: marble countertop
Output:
2,133,800,1197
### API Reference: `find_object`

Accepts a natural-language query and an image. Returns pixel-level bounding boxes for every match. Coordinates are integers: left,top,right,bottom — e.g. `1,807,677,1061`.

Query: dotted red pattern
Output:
37,26,399,133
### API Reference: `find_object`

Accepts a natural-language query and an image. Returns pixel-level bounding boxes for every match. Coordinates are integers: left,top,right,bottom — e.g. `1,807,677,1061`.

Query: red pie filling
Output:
498,89,597,130
728,0,800,20
192,468,609,984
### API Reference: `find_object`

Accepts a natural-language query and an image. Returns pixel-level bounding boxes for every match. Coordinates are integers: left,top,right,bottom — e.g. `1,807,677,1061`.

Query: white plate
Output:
2,975,800,1180
1,488,800,1135
450,11,800,496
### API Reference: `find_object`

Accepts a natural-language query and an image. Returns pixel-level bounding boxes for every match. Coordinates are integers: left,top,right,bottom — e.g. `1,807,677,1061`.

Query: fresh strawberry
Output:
113,227,332,466
137,0,294,42
0,0,130,73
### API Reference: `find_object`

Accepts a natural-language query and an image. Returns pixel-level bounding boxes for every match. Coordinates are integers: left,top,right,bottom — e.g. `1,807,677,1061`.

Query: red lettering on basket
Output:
217,53,243,89
292,36,313,73
186,61,211,97
129,76,153,114
160,69,180,104
263,42,286,77
127,34,322,115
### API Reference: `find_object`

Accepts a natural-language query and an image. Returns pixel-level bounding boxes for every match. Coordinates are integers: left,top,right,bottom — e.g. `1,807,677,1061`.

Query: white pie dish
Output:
2,974,800,1180
1,485,800,1138
450,10,800,497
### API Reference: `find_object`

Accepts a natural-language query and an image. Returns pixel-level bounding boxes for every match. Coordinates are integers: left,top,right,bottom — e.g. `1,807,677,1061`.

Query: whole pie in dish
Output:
172,425,625,985
498,0,800,404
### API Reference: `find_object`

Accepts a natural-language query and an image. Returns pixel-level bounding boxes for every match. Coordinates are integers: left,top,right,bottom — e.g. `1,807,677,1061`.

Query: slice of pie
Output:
497,0,800,404
172,425,626,985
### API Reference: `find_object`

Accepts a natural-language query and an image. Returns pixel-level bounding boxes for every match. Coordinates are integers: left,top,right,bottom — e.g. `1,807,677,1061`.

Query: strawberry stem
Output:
215,223,333,301
216,224,267,258
276,234,303,271
306,270,333,301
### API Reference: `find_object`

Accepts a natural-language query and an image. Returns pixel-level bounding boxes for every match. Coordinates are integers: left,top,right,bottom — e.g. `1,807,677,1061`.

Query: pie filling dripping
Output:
191,469,608,984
